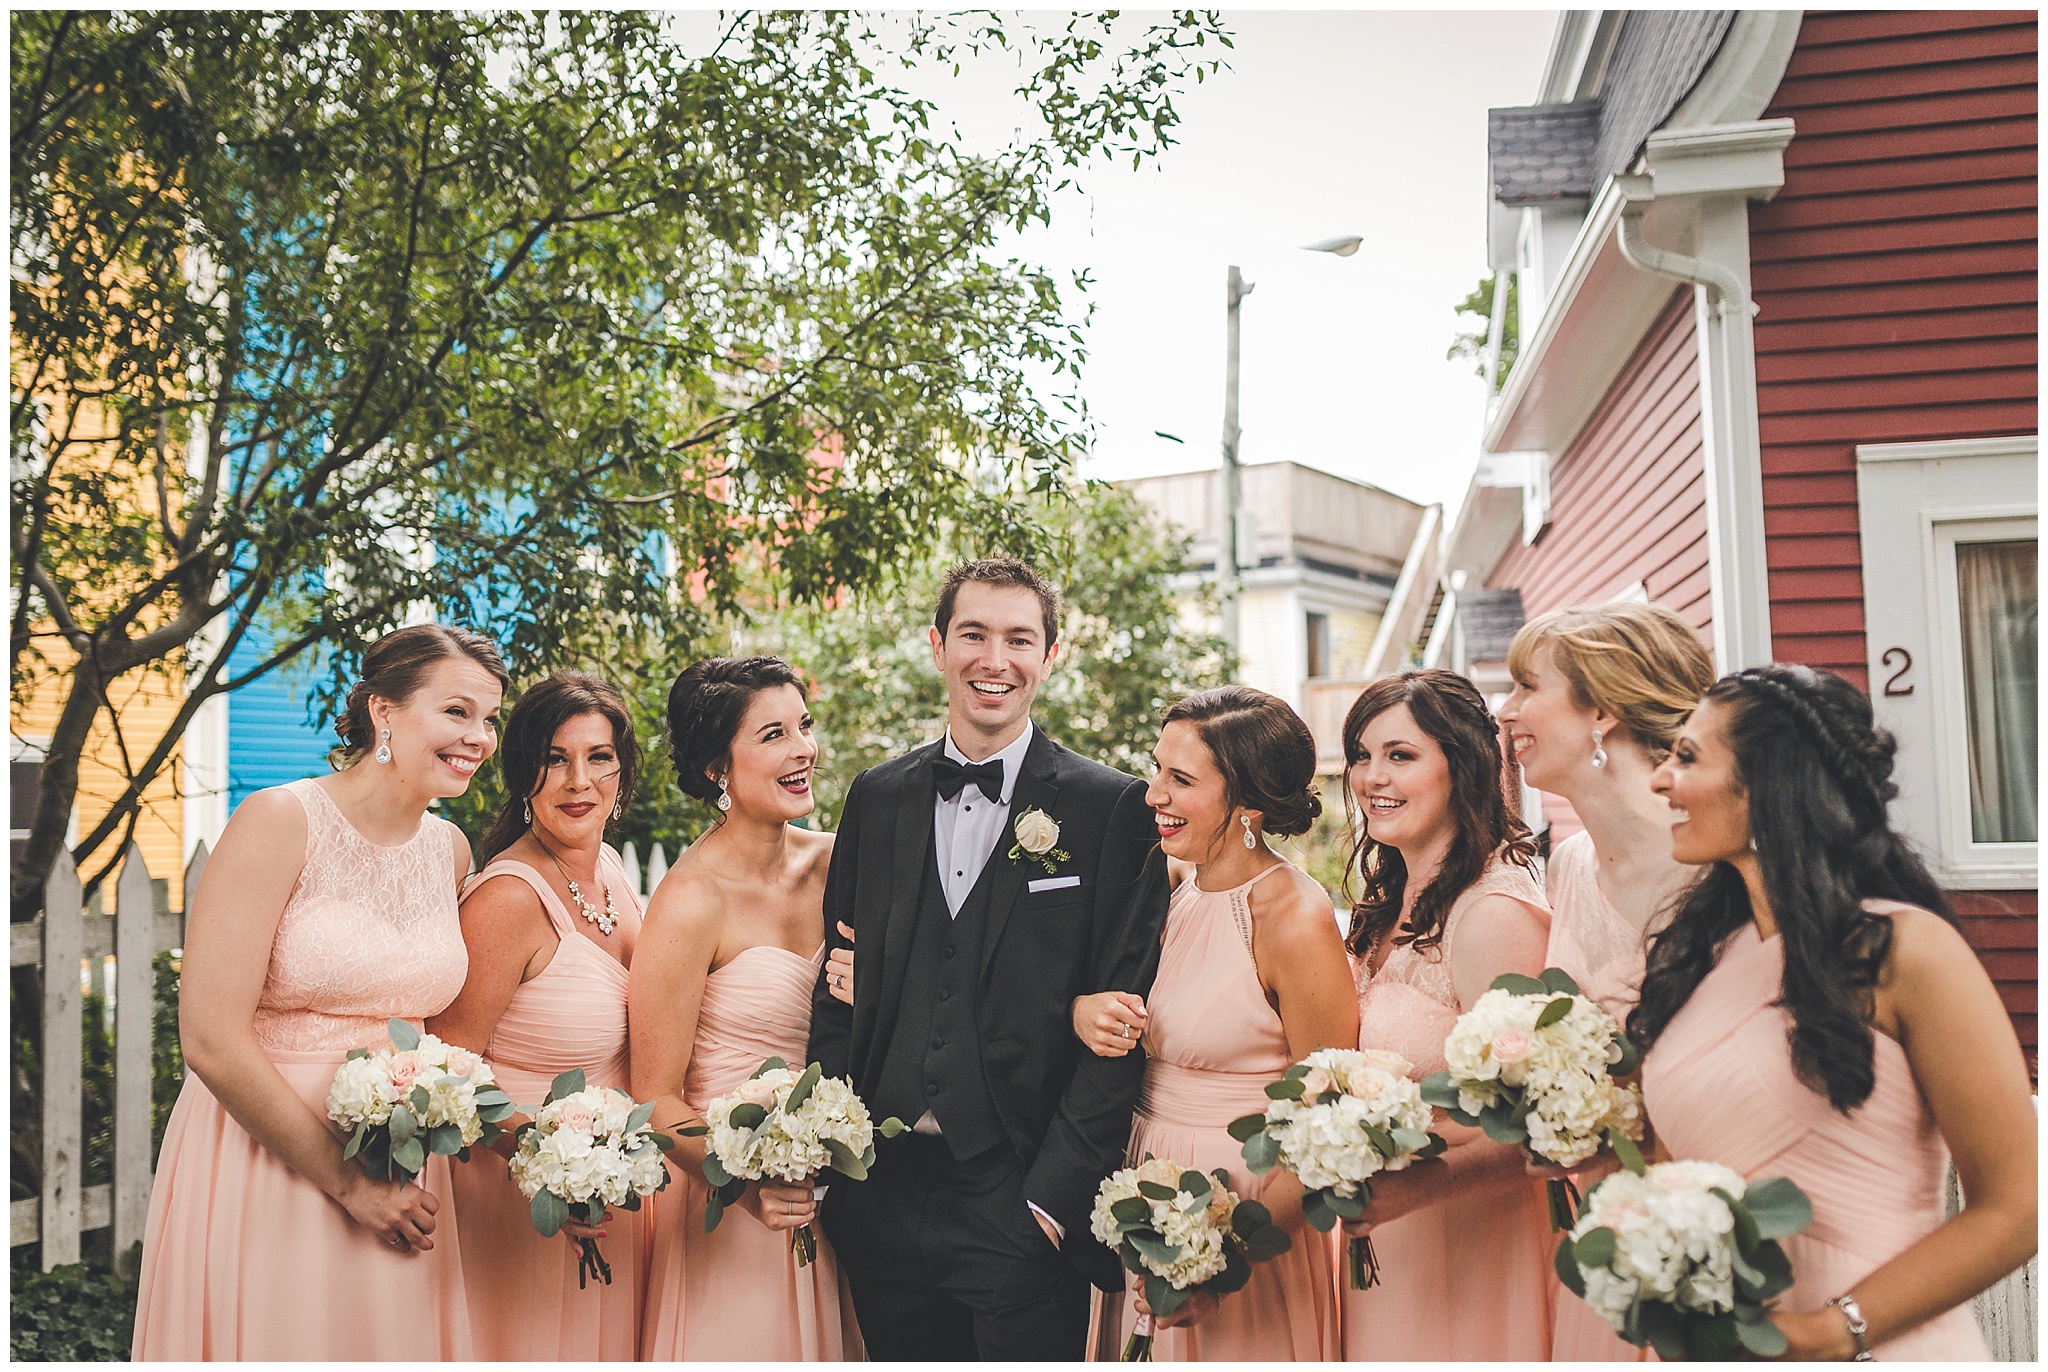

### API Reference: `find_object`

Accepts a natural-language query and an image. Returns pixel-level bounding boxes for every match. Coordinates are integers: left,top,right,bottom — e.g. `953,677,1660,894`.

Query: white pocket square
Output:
1028,875,1081,893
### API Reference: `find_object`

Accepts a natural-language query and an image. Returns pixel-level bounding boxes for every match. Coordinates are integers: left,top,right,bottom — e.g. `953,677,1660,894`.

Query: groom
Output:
809,557,1169,1360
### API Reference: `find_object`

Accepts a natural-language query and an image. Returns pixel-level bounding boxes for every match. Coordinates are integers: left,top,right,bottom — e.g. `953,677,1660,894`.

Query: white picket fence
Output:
615,839,671,904
10,840,201,1271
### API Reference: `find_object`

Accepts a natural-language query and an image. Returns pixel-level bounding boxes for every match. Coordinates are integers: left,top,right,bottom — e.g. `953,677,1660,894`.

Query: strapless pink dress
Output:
1346,854,1556,1361
1544,830,1652,1362
132,778,473,1360
1088,864,1340,1362
640,943,864,1360
1642,921,1991,1361
450,850,644,1360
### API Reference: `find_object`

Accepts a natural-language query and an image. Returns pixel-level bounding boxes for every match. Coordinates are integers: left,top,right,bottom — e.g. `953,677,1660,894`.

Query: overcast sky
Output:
962,10,1561,513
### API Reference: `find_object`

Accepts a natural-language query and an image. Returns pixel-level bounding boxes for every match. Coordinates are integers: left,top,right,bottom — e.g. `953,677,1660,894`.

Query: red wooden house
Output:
1399,11,2037,1055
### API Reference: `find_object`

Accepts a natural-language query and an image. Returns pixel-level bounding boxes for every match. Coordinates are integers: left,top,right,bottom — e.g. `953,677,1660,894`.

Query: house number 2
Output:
1881,647,1915,697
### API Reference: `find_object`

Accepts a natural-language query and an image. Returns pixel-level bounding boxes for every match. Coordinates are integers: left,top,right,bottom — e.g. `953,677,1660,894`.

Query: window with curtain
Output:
1955,538,2037,844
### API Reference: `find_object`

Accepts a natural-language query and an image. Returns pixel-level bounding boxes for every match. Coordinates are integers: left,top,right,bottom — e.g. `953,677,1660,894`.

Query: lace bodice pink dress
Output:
1641,916,1991,1361
450,848,644,1360
1087,864,1340,1362
1344,853,1556,1361
132,778,473,1360
1544,829,1654,1360
640,941,864,1360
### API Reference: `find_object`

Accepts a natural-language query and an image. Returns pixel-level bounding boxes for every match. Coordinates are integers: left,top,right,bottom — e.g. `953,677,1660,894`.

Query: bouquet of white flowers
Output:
327,1018,514,1186
1228,1047,1444,1290
1556,1154,1812,1360
685,1057,904,1266
1089,1157,1292,1361
507,1068,674,1288
1420,968,1646,1229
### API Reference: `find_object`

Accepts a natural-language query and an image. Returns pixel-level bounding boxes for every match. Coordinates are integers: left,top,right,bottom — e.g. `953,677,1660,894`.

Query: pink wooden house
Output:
1380,11,2037,1058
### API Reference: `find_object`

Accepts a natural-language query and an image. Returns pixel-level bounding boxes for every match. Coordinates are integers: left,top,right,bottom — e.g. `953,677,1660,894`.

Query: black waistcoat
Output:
871,846,1006,1161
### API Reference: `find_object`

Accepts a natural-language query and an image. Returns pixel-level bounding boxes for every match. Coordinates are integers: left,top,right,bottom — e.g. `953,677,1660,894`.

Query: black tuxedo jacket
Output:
808,727,1169,1292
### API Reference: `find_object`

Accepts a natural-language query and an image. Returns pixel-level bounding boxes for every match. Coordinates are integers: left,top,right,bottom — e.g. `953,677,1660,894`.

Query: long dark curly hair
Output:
1627,664,1957,1112
1342,670,1537,959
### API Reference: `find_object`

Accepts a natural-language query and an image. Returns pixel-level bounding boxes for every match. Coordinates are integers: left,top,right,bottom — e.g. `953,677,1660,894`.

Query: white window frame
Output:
1856,435,2037,888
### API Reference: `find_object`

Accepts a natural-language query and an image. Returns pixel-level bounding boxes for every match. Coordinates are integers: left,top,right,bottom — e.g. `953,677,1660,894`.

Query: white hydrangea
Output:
1439,986,1643,1167
1260,1048,1435,1196
702,1067,876,1184
1089,1157,1236,1290
1571,1160,1748,1334
325,1031,500,1137
508,1085,670,1211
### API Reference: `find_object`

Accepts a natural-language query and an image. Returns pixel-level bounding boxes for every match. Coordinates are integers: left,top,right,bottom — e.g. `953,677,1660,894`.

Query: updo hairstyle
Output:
479,671,640,863
329,624,511,770
1506,602,1714,761
666,656,806,810
1629,664,1956,1112
1341,669,1536,958
1161,686,1323,842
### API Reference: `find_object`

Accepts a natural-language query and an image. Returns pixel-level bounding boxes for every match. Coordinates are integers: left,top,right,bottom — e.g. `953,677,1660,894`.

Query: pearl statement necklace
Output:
540,841,619,936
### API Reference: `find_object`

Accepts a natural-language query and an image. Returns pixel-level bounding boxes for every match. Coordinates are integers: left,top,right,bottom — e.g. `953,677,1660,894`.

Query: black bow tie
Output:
932,755,1004,804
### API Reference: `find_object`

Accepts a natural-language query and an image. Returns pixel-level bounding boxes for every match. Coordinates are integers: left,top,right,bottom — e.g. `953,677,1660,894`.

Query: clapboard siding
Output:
1753,10,2037,1057
1490,291,1707,834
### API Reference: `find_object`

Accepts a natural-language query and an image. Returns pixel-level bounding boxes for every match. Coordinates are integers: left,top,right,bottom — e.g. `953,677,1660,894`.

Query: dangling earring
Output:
1240,814,1256,850
374,728,392,765
611,799,623,822
522,800,532,824
1589,728,1608,770
716,779,732,813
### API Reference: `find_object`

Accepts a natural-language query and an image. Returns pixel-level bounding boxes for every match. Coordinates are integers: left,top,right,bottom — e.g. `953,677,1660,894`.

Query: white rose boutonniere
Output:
1007,806,1071,876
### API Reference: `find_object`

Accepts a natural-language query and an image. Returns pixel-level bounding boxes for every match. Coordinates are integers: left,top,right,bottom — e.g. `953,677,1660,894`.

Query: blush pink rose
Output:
557,1101,597,1134
737,1077,780,1110
387,1052,422,1092
444,1047,480,1078
1490,1029,1534,1066
1298,1067,1335,1099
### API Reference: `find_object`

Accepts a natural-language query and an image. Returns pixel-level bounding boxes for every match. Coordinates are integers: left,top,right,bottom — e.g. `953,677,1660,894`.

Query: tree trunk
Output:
11,658,105,923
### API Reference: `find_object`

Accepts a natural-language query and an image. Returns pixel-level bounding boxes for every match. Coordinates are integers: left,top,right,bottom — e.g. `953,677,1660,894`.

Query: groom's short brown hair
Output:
933,557,1061,649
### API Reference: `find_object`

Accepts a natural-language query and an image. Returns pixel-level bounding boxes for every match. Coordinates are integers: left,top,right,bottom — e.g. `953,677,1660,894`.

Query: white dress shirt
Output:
931,721,1036,916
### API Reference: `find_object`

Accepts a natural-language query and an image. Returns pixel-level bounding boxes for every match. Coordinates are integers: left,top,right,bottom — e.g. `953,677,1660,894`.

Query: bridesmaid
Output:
429,671,647,1360
1335,669,1556,1361
1634,664,2035,1359
132,624,508,1359
1497,604,1712,1360
632,657,863,1360
1081,686,1357,1361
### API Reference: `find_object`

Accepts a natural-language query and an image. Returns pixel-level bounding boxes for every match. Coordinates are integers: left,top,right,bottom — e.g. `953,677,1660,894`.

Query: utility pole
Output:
1219,265,1251,653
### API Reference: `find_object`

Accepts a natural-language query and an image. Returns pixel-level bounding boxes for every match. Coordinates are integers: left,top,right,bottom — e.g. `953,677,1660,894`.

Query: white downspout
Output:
1612,173,1776,672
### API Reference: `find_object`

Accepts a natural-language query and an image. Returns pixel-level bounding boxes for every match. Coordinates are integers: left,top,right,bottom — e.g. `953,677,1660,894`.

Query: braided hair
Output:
665,657,806,812
1628,664,1956,1111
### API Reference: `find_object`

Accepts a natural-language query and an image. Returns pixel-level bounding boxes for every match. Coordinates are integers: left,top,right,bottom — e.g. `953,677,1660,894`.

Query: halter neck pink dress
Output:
1641,917,1992,1361
1088,863,1341,1362
132,778,473,1360
1345,853,1556,1361
1544,829,1654,1361
640,942,865,1360
450,848,644,1361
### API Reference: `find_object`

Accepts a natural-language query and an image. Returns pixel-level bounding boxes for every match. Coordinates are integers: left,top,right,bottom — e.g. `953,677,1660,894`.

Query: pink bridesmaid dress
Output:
450,847,644,1360
1641,917,1991,1361
640,942,864,1360
1345,853,1556,1361
1088,864,1340,1362
1544,830,1652,1362
132,778,473,1360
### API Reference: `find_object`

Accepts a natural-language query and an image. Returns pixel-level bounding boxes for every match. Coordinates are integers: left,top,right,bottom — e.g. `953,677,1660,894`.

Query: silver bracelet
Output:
1824,1294,1874,1361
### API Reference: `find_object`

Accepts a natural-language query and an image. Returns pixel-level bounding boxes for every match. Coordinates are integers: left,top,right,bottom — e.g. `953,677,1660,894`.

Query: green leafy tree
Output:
1447,272,1518,391
10,9,1231,917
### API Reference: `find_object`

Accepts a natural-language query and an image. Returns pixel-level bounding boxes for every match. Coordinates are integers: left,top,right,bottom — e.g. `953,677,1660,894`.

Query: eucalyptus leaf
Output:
1143,1275,1189,1318
1538,966,1582,996
702,1153,732,1187
388,1104,417,1146
1324,1190,1365,1220
1389,1128,1433,1154
728,1102,768,1131
1300,1188,1336,1234
1176,1171,1211,1203
824,1137,866,1180
410,1085,430,1116
626,1101,656,1134
784,1062,823,1114
1686,1311,1742,1362
1605,1128,1645,1176
1241,1222,1292,1263
1638,1301,1687,1361
531,1186,569,1237
753,1058,788,1079
427,1123,463,1155
1734,1304,1789,1357
1572,1226,1616,1269
1361,1123,1396,1158
1490,972,1547,996
1136,1180,1178,1202
1552,1236,1586,1297
1111,1197,1151,1226
1264,1077,1305,1101
1230,1110,1270,1141
1534,995,1574,1030
1240,1130,1280,1174
550,1068,587,1102
1128,1232,1182,1267
387,1018,421,1052
392,1137,425,1176
1739,1176,1814,1240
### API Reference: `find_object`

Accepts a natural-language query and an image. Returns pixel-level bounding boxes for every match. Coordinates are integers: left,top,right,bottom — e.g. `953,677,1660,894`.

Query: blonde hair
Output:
1505,603,1713,761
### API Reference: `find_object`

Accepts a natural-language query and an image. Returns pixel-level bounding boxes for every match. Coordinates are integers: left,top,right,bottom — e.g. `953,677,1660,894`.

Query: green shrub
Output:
9,1258,137,1361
